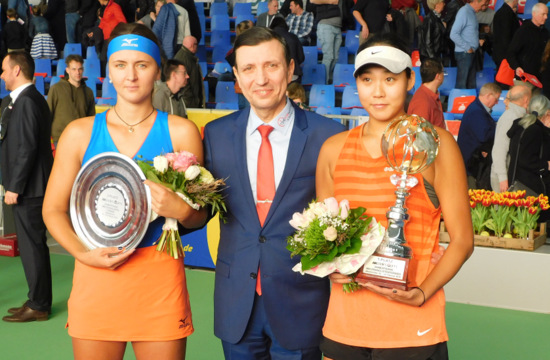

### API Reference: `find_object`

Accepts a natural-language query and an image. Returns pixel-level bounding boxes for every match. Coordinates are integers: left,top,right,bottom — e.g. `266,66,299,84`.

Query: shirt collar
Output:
247,98,294,136
9,82,33,103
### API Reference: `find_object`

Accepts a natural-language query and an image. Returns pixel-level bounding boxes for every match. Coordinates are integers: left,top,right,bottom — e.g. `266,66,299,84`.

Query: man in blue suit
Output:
204,27,344,359
457,82,501,188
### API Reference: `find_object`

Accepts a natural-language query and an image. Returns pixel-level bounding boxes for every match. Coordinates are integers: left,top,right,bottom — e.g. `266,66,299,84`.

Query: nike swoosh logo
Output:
417,328,432,336
371,50,382,55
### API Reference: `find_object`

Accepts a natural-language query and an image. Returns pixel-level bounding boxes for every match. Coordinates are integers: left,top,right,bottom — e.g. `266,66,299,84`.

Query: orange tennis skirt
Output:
67,246,194,341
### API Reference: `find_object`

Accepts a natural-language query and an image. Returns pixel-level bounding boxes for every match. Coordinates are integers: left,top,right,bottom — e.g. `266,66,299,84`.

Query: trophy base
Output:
356,254,409,291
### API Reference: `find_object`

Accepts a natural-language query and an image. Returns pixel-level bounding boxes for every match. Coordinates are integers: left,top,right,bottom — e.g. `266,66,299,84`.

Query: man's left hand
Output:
5,191,18,205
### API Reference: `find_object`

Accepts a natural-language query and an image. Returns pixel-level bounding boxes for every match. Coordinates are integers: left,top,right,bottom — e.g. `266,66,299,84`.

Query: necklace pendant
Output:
128,127,134,133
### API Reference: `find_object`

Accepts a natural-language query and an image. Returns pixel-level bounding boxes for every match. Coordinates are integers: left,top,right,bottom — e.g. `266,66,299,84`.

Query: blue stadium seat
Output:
199,62,207,78
309,84,335,108
198,14,206,45
84,58,102,83
302,64,326,86
86,46,98,59
101,78,117,99
209,2,228,16
211,14,230,31
443,112,456,120
332,64,355,90
215,81,238,103
34,58,52,78
447,88,477,120
204,80,209,102
34,76,45,95
195,1,205,16
341,85,362,114
210,30,231,47
345,30,360,55
483,52,496,70
196,44,207,62
56,59,66,77
233,2,252,17
86,78,97,99
49,76,60,87
476,68,496,93
64,43,82,57
302,46,319,66
211,45,232,63
411,67,422,93
215,102,239,110
256,1,269,15
439,67,457,96
337,46,349,64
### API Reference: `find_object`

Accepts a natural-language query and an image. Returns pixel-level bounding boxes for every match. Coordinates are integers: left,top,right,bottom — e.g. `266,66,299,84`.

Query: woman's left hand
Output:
145,180,189,220
362,283,425,307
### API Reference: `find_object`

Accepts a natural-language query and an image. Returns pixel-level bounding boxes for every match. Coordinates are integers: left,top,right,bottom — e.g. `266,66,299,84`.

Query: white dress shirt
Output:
246,99,295,204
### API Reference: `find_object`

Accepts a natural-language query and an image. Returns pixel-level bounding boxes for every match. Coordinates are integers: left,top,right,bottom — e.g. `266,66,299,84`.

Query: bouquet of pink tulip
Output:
287,197,384,292
138,151,226,259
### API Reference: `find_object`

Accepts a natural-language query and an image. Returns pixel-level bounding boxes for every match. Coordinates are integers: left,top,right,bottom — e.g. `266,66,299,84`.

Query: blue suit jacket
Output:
203,102,345,350
457,97,496,174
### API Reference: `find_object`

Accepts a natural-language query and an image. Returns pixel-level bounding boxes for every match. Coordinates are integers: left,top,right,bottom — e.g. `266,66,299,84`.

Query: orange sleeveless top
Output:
322,124,448,348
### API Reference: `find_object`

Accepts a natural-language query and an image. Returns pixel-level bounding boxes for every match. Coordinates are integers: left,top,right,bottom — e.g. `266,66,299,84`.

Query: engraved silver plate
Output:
70,152,151,250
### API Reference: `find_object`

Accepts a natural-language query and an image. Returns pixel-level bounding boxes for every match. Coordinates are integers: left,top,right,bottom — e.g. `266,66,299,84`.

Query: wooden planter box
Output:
439,222,547,251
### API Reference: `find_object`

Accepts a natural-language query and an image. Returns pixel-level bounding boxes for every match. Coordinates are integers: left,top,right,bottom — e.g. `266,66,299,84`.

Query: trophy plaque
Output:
70,152,151,251
356,115,440,290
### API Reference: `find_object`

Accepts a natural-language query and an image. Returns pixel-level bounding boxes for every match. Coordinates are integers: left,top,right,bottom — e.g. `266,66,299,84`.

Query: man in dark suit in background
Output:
204,27,344,359
1,51,54,323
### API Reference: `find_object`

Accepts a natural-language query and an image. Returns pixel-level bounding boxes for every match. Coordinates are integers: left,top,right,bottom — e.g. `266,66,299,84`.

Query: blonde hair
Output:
519,95,550,129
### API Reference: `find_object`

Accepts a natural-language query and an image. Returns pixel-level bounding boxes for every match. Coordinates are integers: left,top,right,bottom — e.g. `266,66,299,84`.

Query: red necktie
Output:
256,125,275,295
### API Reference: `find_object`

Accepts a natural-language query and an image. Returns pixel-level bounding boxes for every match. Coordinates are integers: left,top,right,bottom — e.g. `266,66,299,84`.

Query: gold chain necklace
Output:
113,107,156,133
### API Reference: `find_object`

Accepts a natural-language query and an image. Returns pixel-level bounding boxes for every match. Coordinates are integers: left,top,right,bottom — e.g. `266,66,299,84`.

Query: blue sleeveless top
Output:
82,110,173,248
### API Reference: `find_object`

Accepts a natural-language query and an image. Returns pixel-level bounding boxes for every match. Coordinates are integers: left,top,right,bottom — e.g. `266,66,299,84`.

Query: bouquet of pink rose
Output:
287,197,384,292
138,151,226,259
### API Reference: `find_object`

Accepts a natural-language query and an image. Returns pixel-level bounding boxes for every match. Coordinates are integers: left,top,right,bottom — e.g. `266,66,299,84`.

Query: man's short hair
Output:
291,0,303,9
509,84,531,102
287,82,306,103
532,2,546,14
163,59,185,81
65,54,84,66
479,82,501,96
6,51,34,80
233,27,291,69
6,8,16,18
420,58,443,83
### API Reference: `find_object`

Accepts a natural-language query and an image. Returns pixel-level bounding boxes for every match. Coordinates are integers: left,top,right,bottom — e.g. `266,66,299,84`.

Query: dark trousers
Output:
455,51,476,89
12,196,52,312
221,294,322,360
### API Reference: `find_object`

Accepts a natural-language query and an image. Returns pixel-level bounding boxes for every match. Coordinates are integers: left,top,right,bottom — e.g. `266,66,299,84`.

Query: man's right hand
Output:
516,67,525,77
500,180,509,193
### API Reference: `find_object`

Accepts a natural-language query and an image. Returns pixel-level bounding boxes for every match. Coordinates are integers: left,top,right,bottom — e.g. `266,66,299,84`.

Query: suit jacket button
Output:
250,272,257,279
259,236,266,243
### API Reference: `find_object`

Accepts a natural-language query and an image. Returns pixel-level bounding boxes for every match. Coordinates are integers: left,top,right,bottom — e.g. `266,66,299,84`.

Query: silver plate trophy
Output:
70,152,151,251
357,115,440,290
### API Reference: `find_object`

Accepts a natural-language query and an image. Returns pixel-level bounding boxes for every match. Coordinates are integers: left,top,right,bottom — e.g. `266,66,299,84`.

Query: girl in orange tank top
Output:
315,33,474,359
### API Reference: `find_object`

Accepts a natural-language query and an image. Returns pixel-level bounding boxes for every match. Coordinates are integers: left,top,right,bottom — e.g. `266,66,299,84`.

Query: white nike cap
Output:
354,45,413,77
